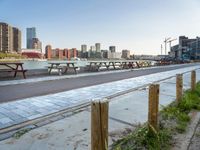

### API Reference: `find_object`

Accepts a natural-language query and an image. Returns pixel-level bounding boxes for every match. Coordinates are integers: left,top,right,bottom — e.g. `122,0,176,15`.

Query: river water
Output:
22,60,88,70
20,60,155,70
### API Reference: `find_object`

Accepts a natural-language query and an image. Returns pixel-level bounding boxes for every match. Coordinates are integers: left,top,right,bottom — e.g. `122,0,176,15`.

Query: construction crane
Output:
167,38,177,53
164,37,171,55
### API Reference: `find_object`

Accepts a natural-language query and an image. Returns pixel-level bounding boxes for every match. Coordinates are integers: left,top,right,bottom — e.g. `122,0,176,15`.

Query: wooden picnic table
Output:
48,61,78,75
87,60,144,71
0,62,27,79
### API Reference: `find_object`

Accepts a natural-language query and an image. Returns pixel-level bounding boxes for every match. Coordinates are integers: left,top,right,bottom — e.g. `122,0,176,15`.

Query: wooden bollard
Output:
176,74,183,103
191,70,196,91
148,84,159,131
91,99,108,150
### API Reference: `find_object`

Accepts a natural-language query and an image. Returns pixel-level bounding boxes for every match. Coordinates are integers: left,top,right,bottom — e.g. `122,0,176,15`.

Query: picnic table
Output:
0,62,27,79
48,61,78,75
87,60,143,71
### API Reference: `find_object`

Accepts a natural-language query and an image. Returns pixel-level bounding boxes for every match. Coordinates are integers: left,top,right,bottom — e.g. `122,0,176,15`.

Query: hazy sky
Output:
0,0,200,54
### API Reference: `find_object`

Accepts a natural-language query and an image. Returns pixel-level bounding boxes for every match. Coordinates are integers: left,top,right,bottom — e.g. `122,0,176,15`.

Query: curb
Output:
0,102,90,141
172,111,200,150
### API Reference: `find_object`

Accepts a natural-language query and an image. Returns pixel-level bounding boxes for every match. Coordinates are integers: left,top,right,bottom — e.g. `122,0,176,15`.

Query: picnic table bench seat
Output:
0,62,27,79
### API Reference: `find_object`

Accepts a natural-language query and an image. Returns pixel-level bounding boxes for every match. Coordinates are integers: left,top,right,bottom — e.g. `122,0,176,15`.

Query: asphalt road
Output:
0,64,197,103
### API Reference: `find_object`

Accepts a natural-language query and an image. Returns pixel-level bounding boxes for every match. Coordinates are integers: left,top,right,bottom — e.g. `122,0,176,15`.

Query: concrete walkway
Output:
0,65,199,132
0,63,198,103
0,68,199,150
0,64,196,87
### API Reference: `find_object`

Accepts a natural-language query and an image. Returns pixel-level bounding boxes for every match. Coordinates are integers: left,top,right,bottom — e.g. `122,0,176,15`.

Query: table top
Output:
88,60,141,63
0,62,23,65
48,62,76,65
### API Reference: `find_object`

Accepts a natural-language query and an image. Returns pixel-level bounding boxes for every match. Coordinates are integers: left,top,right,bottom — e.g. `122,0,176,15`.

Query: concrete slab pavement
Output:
0,68,199,149
0,64,199,150
0,66,199,131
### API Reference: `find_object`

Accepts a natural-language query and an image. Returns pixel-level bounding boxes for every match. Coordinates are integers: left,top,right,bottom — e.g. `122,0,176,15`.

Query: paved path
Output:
0,64,199,130
0,64,198,103
188,117,200,150
0,71,199,149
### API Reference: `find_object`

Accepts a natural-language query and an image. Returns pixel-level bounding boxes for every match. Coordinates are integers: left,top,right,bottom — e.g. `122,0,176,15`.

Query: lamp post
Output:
196,37,199,60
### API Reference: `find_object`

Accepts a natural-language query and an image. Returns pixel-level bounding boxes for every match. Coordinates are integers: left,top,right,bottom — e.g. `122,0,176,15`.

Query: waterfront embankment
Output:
0,64,199,149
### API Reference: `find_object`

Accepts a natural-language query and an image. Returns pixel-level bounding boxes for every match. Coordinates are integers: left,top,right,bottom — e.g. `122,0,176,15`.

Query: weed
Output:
13,128,30,139
176,122,187,133
111,82,200,150
112,124,171,150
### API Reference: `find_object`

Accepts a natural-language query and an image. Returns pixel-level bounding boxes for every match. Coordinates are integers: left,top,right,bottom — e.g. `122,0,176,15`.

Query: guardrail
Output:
90,70,197,150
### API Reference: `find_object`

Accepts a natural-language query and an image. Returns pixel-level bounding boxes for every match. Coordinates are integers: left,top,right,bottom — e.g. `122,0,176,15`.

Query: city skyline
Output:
1,0,200,55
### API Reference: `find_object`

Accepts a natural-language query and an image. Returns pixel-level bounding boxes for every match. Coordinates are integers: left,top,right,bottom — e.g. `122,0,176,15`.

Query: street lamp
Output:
196,37,199,60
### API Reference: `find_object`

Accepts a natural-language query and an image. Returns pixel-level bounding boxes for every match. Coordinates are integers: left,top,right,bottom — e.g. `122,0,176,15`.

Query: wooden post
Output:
191,70,196,91
91,100,108,150
148,84,159,131
176,74,183,103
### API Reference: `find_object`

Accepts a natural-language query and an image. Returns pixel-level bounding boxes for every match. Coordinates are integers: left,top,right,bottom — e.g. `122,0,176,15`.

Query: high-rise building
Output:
58,49,64,59
109,46,116,53
8,26,13,53
45,45,52,59
108,51,122,59
32,38,42,50
13,27,21,52
170,36,200,60
0,22,21,53
90,46,96,51
122,50,130,59
71,48,77,58
81,44,87,52
95,43,101,52
27,27,36,49
101,50,108,58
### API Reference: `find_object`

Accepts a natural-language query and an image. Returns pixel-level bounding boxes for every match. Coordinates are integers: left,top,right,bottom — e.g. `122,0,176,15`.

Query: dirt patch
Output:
37,133,50,140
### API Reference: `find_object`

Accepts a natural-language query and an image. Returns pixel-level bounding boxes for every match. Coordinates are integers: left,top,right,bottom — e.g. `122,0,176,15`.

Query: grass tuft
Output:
13,128,30,139
111,82,200,150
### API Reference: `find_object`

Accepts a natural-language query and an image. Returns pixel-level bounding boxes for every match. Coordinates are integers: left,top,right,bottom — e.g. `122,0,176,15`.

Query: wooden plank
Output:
148,84,159,131
91,100,108,150
191,70,196,91
176,74,183,103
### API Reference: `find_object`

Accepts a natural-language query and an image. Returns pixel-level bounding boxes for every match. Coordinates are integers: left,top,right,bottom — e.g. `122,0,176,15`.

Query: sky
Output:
0,0,200,55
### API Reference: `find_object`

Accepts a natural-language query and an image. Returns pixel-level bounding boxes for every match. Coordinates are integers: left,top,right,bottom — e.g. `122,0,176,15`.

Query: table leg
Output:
63,64,68,73
97,62,101,71
88,63,92,71
105,62,109,70
20,64,26,79
131,62,134,68
72,63,77,74
136,62,140,68
108,62,111,70
119,62,122,69
112,62,116,69
14,64,19,78
49,64,53,74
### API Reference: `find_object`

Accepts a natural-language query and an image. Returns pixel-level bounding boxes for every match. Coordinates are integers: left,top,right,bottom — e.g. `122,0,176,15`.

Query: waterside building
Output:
170,36,200,60
0,22,21,53
45,45,77,60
